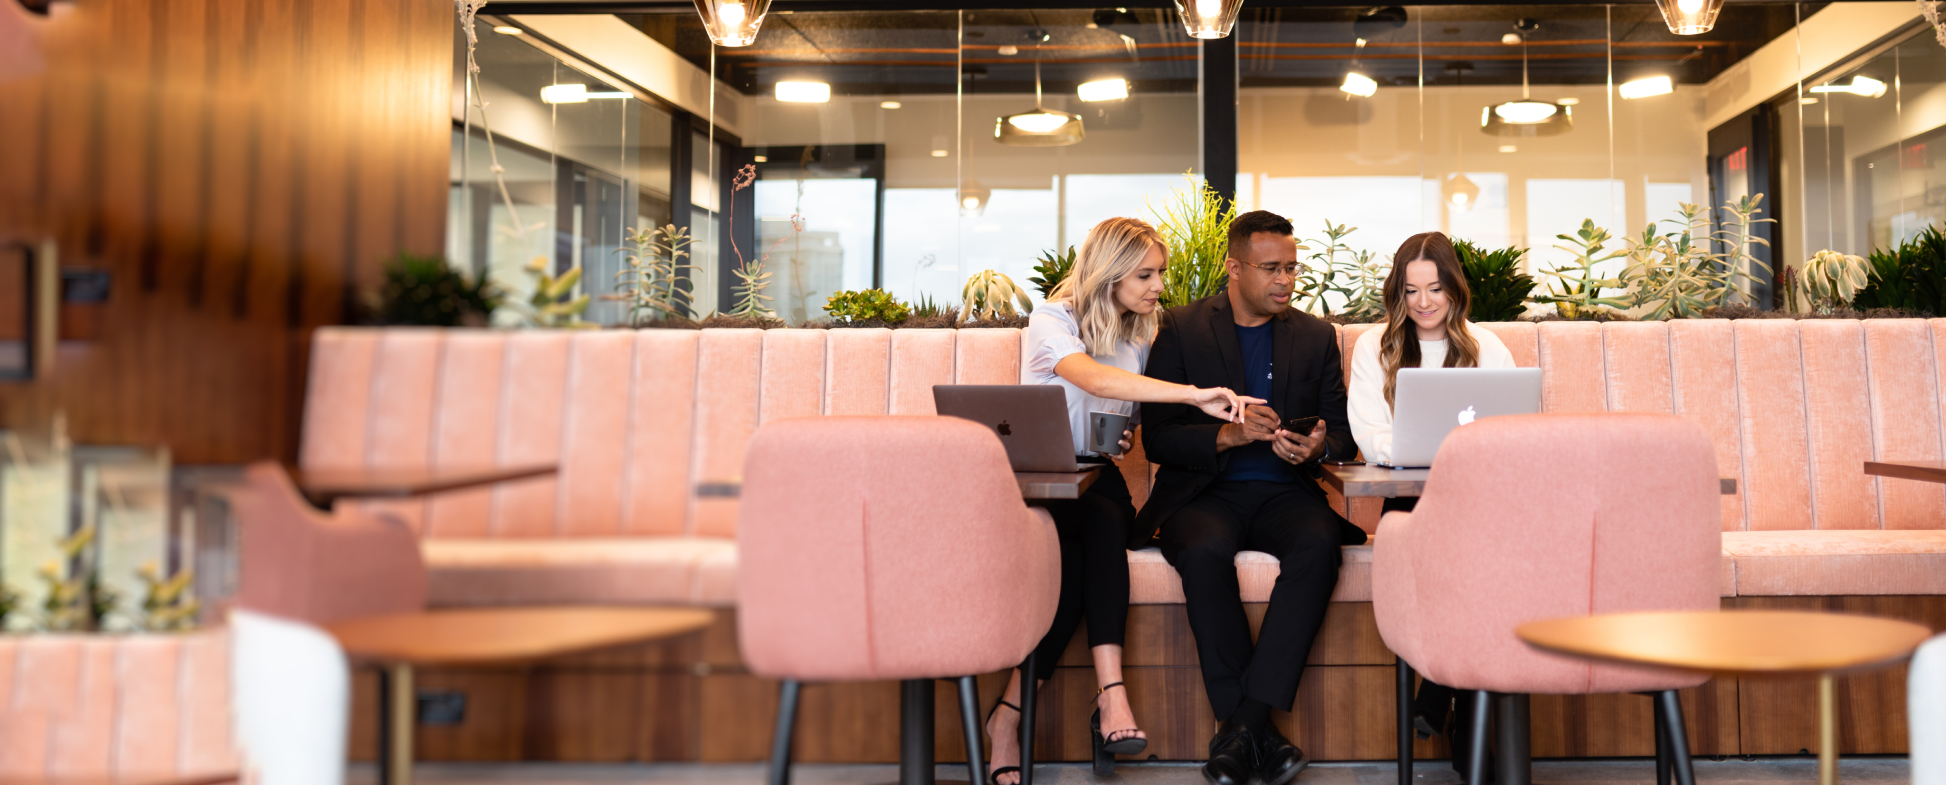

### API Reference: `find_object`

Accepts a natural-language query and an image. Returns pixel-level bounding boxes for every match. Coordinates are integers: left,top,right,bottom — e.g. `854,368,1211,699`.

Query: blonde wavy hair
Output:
1380,231,1480,407
1049,217,1166,357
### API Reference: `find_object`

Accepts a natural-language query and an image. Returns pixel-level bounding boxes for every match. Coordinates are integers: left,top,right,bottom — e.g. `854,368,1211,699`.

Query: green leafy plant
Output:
612,224,696,324
1454,239,1537,322
1028,247,1076,300
1620,204,1727,320
1776,264,1802,315
135,562,200,632
1150,172,1236,308
1535,219,1630,319
912,293,953,319
1854,226,1946,316
1712,194,1777,305
1797,250,1873,314
498,258,594,329
1341,249,1390,323
959,270,1035,322
1296,222,1356,316
0,583,18,630
373,253,497,327
824,289,912,324
39,525,112,632
725,164,791,319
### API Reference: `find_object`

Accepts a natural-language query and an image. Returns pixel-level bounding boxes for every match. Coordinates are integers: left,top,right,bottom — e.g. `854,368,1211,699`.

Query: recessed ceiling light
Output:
1809,75,1887,98
1501,33,1522,45
881,100,902,109
931,150,949,157
1619,75,1674,100
998,45,1019,56
1499,145,1517,153
1340,72,1378,98
1801,97,1820,105
493,25,522,35
775,81,831,103
1078,78,1129,102
753,155,769,162
1557,97,1580,106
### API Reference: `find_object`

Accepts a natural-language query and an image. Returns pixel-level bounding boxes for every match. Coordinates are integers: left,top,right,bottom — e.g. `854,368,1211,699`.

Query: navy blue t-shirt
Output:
1219,321,1291,483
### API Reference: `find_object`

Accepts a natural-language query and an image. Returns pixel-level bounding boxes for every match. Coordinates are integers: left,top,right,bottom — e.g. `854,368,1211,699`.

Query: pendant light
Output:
1483,29,1571,138
1654,0,1723,35
996,57,1084,147
1171,0,1245,40
1441,62,1480,211
693,0,773,47
959,180,992,216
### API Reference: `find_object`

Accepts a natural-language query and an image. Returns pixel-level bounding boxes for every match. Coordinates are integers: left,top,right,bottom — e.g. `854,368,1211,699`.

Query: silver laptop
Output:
933,385,1107,473
1382,368,1543,468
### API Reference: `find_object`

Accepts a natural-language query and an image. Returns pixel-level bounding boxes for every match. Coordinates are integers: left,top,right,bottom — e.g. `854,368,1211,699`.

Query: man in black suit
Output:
1136,210,1366,785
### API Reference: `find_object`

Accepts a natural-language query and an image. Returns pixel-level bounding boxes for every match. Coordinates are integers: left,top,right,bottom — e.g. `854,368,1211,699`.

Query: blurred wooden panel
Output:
1528,679,1740,758
412,668,530,761
0,0,452,463
1728,595,1945,755
1059,602,1389,668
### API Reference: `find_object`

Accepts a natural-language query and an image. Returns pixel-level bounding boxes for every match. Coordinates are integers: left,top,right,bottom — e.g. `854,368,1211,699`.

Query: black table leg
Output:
900,679,936,785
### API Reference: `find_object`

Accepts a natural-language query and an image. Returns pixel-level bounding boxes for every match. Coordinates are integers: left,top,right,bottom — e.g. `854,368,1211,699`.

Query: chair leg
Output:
768,679,801,785
1019,654,1037,785
1465,690,1491,785
1656,690,1697,785
1492,693,1531,785
1397,659,1415,785
956,676,988,785
1652,694,1672,785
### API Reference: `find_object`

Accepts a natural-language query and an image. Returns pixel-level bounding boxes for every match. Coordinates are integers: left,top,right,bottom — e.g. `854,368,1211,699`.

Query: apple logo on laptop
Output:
1457,406,1476,426
997,420,1012,436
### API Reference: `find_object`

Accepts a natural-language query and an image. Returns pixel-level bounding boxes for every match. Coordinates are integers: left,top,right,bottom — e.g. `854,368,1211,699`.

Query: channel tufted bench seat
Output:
300,318,1946,762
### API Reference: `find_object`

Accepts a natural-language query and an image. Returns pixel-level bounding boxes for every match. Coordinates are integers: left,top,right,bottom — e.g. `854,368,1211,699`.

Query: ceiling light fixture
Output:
776,81,831,103
931,149,949,157
1340,72,1378,98
1654,0,1723,35
881,100,902,109
1809,75,1887,98
1484,27,1571,138
959,179,991,216
753,155,769,162
493,25,523,35
1078,78,1130,102
1445,173,1481,210
1619,75,1674,99
996,57,1084,147
541,84,589,104
695,0,773,47
1558,97,1580,106
1499,145,1517,153
1172,0,1245,39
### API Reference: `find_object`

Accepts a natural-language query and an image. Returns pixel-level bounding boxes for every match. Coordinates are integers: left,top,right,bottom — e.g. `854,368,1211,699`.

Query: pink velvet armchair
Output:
233,462,427,625
738,416,1061,785
1374,413,1721,785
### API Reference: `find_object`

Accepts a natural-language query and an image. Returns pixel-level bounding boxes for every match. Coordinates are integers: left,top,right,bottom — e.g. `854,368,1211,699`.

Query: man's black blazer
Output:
1132,293,1364,548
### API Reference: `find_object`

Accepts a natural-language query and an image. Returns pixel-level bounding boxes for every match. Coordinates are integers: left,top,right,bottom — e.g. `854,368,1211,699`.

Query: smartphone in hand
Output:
1282,415,1321,434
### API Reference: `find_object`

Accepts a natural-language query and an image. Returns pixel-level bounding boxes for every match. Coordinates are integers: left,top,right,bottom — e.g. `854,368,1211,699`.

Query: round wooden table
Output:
1517,610,1932,785
326,606,715,785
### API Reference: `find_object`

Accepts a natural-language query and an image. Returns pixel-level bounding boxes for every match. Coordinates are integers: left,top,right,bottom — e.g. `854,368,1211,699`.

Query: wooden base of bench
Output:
347,595,1944,763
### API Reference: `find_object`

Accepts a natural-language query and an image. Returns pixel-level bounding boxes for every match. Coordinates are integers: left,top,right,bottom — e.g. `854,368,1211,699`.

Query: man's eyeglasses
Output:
1235,259,1303,278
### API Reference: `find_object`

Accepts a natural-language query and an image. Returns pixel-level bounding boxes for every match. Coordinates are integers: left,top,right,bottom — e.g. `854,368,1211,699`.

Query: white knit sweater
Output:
1347,322,1516,465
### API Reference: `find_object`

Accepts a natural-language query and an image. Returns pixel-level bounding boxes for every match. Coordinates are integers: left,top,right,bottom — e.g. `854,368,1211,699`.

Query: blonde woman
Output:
1346,230,1513,781
984,217,1262,784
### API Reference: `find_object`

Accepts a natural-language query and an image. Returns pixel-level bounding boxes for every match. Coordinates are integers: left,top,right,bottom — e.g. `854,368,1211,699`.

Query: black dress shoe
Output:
1201,719,1256,785
1255,722,1310,785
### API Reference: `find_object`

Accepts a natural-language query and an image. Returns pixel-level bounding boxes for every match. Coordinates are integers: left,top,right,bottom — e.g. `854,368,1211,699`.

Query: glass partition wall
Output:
451,4,1929,324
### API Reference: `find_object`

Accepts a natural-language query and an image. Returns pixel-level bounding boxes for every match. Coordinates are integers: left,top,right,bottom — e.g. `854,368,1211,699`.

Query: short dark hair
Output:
1227,210,1294,260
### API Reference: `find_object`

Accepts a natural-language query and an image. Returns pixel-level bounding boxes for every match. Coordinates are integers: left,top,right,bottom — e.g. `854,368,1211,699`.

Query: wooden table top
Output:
324,606,714,666
1517,610,1933,676
1321,463,1738,498
1865,460,1946,484
295,463,557,506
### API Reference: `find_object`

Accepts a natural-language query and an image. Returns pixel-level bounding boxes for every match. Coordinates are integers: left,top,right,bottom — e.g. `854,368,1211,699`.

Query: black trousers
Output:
1384,495,1481,774
1023,458,1136,682
1158,480,1348,718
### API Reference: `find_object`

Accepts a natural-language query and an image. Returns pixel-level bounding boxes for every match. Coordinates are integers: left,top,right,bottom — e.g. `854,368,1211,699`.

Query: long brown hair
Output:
1380,232,1480,407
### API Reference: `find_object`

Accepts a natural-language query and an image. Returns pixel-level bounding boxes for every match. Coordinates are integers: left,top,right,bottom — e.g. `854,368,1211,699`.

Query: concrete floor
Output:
349,758,1911,785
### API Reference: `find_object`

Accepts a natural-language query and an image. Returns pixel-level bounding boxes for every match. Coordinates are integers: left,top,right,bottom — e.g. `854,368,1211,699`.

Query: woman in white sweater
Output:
1346,230,1513,778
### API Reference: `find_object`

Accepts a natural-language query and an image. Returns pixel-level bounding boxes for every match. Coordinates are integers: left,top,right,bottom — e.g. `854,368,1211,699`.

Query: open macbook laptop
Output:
1382,368,1543,468
933,385,1108,473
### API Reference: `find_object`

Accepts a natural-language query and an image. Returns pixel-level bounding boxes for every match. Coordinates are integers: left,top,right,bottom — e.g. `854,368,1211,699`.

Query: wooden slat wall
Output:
0,0,452,463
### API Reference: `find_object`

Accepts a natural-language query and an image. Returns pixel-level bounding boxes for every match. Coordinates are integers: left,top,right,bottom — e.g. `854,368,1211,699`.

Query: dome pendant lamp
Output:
996,58,1084,147
1654,0,1723,35
694,0,773,47
1483,32,1571,138
1172,0,1245,39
